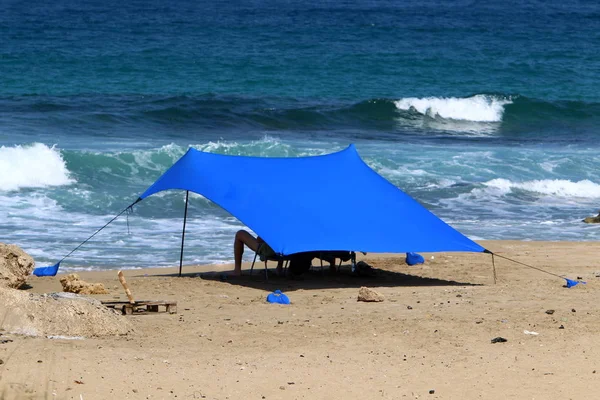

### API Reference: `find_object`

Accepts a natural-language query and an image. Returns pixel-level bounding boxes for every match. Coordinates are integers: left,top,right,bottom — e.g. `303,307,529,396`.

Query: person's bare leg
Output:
233,230,260,276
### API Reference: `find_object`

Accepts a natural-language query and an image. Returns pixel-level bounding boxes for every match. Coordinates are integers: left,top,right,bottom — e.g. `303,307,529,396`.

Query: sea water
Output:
2,0,600,270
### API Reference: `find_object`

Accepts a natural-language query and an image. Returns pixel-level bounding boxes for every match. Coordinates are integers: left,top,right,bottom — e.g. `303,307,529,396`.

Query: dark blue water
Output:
2,0,600,269
2,1,599,99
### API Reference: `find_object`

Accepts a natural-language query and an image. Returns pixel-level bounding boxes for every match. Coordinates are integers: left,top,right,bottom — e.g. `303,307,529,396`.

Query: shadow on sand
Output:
133,264,480,292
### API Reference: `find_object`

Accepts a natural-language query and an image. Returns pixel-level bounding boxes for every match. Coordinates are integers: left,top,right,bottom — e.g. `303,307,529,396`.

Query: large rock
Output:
60,273,109,295
0,243,35,289
0,288,132,337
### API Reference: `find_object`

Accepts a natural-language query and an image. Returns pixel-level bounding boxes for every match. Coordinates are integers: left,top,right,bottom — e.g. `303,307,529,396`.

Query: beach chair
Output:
249,243,290,280
312,251,355,273
313,251,358,274
250,246,356,279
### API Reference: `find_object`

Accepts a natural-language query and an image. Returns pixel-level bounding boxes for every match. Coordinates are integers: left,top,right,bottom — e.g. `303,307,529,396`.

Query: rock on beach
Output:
357,286,385,302
0,243,35,289
60,273,109,295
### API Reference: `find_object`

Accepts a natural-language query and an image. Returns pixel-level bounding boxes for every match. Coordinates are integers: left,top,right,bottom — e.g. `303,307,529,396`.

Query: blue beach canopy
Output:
139,145,486,256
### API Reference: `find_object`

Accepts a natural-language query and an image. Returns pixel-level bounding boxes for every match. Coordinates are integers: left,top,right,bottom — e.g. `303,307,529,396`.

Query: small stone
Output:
545,310,555,315
491,337,507,343
407,305,413,310
37,360,43,363
132,389,138,393
456,294,462,298
429,389,435,394
357,287,384,302
279,386,285,390
0,359,3,365
559,325,565,329
287,382,295,385
571,309,576,313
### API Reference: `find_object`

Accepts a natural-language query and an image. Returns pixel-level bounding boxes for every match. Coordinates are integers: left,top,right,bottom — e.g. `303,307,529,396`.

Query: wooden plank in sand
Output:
101,300,178,315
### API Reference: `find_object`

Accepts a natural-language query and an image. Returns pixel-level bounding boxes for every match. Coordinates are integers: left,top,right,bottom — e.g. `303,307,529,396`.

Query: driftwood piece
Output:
117,271,135,304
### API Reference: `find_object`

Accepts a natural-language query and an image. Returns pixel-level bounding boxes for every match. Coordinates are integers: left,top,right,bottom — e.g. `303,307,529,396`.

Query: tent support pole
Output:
179,190,189,277
491,253,497,284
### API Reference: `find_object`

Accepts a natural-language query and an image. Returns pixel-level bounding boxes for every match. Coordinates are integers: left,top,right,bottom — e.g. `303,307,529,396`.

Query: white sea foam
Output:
78,139,327,182
377,166,429,179
483,178,600,198
394,94,512,122
0,143,75,191
193,135,328,157
195,135,295,156
130,143,185,171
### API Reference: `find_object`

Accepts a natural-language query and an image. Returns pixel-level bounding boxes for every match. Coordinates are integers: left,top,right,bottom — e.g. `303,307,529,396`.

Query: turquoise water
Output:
2,0,600,269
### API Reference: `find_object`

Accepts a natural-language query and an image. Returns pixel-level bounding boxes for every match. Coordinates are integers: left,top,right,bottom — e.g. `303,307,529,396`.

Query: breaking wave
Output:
394,94,512,122
482,178,600,198
0,143,75,191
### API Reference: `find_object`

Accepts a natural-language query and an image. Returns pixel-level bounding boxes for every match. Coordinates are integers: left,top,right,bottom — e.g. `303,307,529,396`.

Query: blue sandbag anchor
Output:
406,252,425,266
267,289,290,304
32,262,61,277
565,278,586,288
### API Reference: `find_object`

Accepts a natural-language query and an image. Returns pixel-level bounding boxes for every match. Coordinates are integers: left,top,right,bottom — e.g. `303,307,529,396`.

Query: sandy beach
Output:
1,240,600,400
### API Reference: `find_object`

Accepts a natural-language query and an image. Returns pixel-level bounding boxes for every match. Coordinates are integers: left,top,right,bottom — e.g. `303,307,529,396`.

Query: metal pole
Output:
179,191,189,277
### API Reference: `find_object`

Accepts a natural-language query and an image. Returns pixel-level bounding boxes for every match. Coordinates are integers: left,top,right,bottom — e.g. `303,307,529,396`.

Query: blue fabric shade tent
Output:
138,144,487,274
32,145,585,287
36,144,587,287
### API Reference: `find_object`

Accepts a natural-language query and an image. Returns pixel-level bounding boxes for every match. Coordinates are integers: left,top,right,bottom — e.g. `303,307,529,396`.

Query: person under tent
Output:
233,229,350,277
